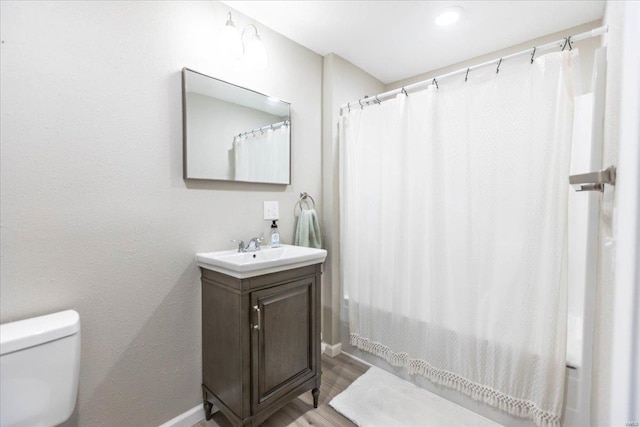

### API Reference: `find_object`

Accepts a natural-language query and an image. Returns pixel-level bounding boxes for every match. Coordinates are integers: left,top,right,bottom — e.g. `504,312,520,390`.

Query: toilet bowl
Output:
1,310,81,427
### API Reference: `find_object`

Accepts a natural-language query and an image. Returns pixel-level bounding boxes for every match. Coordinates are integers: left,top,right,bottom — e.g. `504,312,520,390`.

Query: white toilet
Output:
0,310,81,427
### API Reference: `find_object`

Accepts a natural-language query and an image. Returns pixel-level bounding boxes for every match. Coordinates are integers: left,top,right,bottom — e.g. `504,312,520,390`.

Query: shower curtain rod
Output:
340,25,608,113
236,119,290,139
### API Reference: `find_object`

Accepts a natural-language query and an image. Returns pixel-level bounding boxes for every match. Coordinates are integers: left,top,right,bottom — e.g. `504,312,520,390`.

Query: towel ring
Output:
295,192,316,214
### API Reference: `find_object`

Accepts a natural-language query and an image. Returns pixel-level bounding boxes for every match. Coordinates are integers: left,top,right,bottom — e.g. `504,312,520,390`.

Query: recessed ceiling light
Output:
435,6,463,26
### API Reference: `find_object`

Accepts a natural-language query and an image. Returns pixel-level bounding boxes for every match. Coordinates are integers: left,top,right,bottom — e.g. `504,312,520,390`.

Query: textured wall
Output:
321,53,385,344
0,1,322,425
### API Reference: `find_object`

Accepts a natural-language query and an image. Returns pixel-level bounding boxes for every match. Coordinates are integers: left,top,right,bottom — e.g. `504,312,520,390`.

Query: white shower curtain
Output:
340,52,576,427
234,125,289,183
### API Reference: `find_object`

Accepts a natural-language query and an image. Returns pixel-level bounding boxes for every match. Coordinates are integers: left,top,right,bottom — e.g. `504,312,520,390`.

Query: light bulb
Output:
218,14,242,59
243,33,268,70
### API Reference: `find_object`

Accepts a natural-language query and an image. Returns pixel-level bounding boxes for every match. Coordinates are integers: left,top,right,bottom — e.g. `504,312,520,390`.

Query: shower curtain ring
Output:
375,95,381,105
496,58,502,74
561,37,569,51
348,103,351,112
567,36,573,51
432,78,438,89
530,47,537,64
465,68,470,82
359,99,364,109
401,87,408,97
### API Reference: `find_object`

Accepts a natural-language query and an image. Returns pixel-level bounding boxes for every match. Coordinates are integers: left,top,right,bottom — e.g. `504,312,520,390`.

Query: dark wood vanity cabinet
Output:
201,264,322,427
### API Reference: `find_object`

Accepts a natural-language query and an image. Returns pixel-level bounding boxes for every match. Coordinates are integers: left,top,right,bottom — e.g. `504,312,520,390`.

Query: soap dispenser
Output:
270,220,280,248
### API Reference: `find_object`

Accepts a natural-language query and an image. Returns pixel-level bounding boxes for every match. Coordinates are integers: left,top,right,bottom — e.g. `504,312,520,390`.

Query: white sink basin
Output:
196,244,327,279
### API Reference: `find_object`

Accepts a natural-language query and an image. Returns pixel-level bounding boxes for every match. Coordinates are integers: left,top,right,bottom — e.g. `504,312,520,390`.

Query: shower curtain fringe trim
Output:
350,333,561,427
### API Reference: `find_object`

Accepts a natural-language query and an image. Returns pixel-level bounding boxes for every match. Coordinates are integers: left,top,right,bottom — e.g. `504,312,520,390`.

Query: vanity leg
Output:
202,385,213,421
204,401,214,421
312,387,320,408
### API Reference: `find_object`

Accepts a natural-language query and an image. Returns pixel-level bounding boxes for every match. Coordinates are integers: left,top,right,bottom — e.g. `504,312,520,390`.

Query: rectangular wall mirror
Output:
182,68,291,184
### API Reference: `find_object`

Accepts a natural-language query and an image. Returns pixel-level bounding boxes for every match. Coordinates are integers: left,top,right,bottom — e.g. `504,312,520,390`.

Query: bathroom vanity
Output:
197,245,326,426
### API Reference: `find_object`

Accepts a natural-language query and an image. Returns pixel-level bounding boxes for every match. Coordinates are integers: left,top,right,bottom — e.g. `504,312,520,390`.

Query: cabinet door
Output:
250,277,317,412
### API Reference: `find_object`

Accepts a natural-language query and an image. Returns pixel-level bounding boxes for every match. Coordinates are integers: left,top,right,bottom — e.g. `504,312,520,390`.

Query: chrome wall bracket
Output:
569,165,616,192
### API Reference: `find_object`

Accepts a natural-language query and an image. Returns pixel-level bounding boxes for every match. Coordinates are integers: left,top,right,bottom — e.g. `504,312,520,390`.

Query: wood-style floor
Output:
194,353,369,427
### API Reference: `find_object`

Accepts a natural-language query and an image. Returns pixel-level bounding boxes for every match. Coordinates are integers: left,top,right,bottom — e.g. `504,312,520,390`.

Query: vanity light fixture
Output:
219,12,243,59
218,12,268,70
435,6,463,26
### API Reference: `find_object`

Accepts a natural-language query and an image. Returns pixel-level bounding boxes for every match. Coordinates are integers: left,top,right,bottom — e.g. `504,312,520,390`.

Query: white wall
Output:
321,53,385,344
591,1,629,424
607,1,640,422
0,1,322,425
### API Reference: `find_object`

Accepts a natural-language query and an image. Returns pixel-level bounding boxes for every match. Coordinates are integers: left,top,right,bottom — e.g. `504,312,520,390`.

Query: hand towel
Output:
294,209,322,248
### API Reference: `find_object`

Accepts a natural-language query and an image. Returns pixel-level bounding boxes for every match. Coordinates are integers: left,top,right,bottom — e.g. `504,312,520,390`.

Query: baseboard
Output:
340,349,374,367
159,343,342,426
322,341,342,357
158,403,218,427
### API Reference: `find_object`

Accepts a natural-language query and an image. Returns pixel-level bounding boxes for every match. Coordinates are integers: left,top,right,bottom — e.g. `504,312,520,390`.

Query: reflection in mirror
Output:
182,68,291,184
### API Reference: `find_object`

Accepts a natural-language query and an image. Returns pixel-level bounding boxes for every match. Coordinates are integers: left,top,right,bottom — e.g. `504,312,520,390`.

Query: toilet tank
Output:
1,310,81,427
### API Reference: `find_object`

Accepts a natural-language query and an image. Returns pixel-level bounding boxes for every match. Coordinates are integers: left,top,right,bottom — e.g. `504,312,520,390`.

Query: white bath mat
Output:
329,366,502,427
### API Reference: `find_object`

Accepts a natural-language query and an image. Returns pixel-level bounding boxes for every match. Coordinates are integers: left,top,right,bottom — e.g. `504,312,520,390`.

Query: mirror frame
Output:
181,67,291,184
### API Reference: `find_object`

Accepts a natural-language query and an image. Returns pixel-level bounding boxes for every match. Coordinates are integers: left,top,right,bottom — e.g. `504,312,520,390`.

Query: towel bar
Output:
295,192,316,213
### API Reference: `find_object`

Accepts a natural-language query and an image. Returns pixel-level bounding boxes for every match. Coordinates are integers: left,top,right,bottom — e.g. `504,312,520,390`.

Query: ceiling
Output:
222,1,605,84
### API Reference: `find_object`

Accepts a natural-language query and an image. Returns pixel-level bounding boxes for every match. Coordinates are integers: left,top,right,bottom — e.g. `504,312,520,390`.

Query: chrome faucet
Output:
246,236,263,252
232,236,263,253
